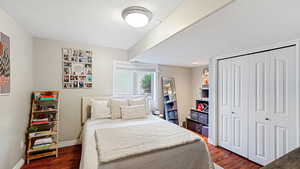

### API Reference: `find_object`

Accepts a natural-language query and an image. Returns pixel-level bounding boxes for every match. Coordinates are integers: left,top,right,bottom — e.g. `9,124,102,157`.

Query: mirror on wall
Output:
161,76,179,125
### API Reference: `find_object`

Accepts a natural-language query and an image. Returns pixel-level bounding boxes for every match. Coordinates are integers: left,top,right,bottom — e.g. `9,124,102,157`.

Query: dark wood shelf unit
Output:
190,109,208,114
187,117,208,126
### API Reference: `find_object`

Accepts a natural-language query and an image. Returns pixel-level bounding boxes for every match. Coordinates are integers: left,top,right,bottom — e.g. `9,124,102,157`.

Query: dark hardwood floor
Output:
197,134,262,169
21,145,81,169
22,135,262,169
208,143,261,169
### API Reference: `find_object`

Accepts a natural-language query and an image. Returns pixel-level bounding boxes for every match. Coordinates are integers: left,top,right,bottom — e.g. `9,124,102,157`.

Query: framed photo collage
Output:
62,48,93,89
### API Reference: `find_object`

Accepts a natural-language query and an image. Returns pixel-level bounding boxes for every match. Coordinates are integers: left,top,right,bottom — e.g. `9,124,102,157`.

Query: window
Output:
113,61,157,97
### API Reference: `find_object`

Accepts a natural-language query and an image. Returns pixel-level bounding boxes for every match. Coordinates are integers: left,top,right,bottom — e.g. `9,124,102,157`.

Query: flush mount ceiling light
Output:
122,6,152,28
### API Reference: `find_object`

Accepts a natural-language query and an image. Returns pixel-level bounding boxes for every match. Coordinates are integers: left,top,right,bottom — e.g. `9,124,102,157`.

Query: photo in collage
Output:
62,48,93,89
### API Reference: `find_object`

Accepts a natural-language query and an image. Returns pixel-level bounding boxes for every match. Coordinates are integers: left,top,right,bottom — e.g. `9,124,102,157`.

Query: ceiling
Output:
135,0,300,67
0,0,183,49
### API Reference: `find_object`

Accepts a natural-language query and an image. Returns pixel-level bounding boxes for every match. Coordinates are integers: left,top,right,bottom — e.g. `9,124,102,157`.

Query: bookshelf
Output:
26,91,60,164
161,77,179,125
187,67,209,137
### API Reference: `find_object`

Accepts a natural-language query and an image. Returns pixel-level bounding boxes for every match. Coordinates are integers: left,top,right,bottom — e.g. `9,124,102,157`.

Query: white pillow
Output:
121,105,147,120
129,96,152,114
110,98,128,119
128,97,146,106
91,100,111,120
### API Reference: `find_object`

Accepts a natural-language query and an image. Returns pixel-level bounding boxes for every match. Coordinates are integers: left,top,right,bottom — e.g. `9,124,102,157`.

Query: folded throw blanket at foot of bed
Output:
95,121,201,163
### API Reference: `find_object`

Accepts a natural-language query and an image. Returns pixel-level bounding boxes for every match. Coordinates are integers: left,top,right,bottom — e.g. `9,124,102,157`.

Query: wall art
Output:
62,48,92,89
0,32,10,95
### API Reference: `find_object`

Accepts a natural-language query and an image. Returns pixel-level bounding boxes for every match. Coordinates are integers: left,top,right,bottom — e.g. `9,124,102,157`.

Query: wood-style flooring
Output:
22,135,262,169
21,145,81,169
197,134,262,169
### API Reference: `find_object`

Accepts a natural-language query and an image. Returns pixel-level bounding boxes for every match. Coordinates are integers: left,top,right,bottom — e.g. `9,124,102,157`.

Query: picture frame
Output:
0,32,10,96
62,48,93,89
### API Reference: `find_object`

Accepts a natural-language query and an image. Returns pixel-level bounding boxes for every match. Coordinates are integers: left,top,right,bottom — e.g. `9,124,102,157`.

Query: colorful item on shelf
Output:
34,137,53,146
34,92,58,101
32,121,49,125
32,118,48,122
29,130,52,137
31,136,54,150
28,126,39,133
197,104,204,111
32,143,54,150
39,97,56,101
203,79,209,86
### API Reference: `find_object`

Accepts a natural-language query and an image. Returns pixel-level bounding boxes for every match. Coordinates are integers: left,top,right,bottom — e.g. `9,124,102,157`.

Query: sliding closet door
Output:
269,46,298,160
218,59,232,151
249,52,271,165
230,57,248,157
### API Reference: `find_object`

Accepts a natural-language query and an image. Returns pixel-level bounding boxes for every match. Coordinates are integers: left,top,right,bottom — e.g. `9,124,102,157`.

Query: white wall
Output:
191,65,208,108
0,8,34,169
158,65,192,125
33,38,128,141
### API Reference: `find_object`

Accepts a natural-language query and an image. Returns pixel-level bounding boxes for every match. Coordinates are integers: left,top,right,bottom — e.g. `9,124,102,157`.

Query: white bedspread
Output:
95,121,200,163
80,115,214,169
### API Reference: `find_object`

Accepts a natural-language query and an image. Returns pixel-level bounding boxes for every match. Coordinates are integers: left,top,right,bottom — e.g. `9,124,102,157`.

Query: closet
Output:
218,45,299,165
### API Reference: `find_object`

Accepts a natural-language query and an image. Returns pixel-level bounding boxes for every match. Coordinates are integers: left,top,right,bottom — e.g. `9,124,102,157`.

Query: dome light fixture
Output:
122,6,152,28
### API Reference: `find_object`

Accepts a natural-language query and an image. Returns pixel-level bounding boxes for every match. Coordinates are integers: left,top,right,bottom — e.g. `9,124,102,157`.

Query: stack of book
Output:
32,118,49,125
38,95,57,101
32,138,54,150
26,91,60,163
35,92,58,101
29,130,52,137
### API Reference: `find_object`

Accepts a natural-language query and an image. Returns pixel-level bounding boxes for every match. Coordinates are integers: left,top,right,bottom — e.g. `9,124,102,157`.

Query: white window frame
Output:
113,61,158,100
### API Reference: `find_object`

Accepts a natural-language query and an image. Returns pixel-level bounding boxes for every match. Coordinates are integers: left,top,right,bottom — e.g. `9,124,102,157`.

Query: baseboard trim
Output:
58,139,81,148
12,158,24,169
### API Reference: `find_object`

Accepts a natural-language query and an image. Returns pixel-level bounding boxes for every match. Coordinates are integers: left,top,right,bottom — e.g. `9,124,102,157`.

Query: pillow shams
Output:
129,97,152,114
121,105,147,120
91,100,111,120
111,99,128,119
128,97,146,106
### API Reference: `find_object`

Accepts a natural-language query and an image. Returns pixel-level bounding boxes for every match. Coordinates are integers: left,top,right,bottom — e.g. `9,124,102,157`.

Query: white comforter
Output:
80,115,213,169
95,120,200,163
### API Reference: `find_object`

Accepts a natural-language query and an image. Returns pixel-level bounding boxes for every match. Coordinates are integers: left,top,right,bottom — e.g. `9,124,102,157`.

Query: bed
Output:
79,97,214,169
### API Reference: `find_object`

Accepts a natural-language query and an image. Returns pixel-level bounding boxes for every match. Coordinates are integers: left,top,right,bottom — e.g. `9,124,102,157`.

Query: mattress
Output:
80,115,213,169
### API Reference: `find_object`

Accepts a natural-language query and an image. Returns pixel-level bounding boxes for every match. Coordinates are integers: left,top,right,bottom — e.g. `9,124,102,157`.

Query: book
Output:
32,143,55,150
32,118,48,122
29,130,52,137
32,121,49,125
34,138,53,146
39,97,57,101
40,95,56,98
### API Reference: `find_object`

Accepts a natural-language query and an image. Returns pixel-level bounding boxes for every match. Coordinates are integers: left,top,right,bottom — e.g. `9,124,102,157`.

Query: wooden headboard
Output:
81,96,153,125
